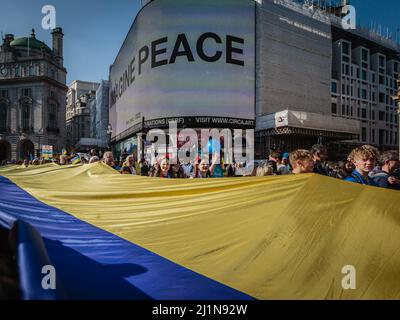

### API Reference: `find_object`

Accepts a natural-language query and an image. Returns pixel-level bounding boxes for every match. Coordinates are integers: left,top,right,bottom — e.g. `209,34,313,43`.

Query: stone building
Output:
65,80,99,149
0,28,67,161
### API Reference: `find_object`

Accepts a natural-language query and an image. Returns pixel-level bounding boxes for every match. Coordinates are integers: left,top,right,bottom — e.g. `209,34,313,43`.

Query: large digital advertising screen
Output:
109,0,255,138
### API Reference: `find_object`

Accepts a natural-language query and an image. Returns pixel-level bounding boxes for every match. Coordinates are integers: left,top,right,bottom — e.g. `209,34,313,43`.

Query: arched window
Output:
22,101,30,131
48,104,57,128
0,101,7,131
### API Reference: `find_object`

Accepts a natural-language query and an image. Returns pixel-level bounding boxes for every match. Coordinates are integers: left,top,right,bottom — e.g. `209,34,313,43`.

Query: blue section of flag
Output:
0,176,254,300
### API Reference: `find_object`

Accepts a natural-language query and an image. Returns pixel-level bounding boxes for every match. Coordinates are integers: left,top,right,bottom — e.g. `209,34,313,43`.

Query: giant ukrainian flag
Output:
0,163,399,300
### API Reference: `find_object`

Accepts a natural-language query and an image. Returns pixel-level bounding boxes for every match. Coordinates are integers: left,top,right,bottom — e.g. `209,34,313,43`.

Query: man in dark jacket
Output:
311,144,329,176
370,150,400,190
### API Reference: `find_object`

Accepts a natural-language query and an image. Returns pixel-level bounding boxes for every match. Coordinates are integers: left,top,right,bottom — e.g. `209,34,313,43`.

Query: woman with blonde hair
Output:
256,162,274,177
121,155,137,175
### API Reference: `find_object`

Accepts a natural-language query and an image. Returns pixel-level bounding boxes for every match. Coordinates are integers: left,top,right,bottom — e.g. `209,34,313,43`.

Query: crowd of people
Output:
1,144,399,190
98,144,399,190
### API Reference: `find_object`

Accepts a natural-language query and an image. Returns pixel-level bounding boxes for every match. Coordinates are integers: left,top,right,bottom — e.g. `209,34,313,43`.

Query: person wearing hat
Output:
277,152,291,175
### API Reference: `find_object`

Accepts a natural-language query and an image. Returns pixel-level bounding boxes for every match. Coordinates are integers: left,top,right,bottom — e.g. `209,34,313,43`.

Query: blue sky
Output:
0,0,141,85
1,0,399,85
352,0,400,39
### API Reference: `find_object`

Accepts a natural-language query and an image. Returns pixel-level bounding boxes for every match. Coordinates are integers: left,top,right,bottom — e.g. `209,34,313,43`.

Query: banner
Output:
1,163,400,299
41,145,53,159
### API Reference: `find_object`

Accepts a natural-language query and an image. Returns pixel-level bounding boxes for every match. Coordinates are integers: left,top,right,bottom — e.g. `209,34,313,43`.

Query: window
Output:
21,102,30,130
362,109,367,119
343,64,350,76
362,70,367,81
379,111,385,121
15,66,20,77
379,93,385,103
372,129,375,143
22,88,32,97
331,103,337,114
362,89,367,100
331,82,337,93
0,101,7,130
379,75,385,85
379,56,385,67
362,127,367,142
29,66,35,76
342,42,350,55
48,104,57,129
372,73,376,83
362,49,368,62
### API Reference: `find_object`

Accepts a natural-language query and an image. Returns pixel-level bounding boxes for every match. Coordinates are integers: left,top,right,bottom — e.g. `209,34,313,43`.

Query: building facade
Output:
331,21,399,157
0,28,67,162
255,0,399,159
66,80,99,149
115,0,399,161
91,80,110,144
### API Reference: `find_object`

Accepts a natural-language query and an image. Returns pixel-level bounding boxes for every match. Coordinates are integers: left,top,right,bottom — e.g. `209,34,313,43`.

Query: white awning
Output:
256,110,360,134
